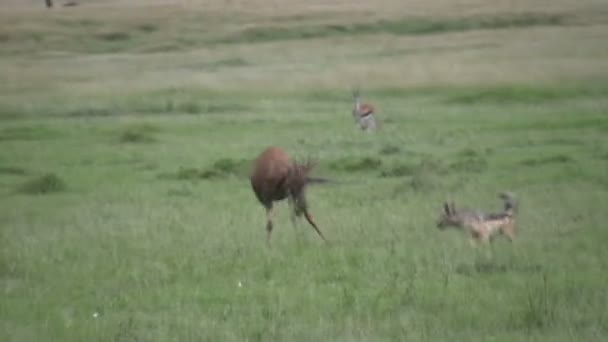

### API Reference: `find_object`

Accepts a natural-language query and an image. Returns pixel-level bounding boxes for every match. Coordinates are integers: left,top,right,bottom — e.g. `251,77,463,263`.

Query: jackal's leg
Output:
480,231,491,244
468,228,480,247
503,222,516,242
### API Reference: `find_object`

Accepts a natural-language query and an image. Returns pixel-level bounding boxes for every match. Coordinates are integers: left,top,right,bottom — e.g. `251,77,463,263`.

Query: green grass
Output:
0,10,570,55
444,82,608,105
215,12,568,45
1,1,608,341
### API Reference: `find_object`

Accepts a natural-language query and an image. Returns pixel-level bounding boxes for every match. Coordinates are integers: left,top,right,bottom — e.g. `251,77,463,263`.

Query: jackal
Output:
436,192,518,245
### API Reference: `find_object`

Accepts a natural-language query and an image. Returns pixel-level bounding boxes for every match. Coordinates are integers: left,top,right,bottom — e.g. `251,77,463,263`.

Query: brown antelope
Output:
352,87,377,132
250,147,328,244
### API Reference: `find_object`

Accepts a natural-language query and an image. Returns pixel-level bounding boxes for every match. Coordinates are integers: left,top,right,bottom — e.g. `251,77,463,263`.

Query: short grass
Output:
1,0,608,341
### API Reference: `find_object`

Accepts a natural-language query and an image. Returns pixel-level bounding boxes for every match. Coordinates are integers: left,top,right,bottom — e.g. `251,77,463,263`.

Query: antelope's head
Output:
352,87,361,99
352,88,363,122
352,87,361,108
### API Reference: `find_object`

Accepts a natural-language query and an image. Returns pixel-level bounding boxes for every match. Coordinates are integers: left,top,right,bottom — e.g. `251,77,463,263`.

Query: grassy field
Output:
1,0,608,340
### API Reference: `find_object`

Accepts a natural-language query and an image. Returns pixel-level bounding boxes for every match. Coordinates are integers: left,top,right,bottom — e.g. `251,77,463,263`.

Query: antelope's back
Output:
250,147,292,192
359,103,375,116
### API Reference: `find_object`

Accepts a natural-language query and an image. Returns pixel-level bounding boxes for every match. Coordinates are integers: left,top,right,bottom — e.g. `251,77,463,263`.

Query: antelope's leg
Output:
303,210,327,242
287,196,298,229
265,205,274,245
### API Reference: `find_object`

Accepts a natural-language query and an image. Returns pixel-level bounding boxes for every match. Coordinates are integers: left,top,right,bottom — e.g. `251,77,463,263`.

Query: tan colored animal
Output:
250,147,328,244
352,88,377,132
436,192,518,245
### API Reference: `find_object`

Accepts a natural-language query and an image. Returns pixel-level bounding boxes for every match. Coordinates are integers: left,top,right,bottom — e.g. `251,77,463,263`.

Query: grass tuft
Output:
517,274,557,331
16,173,66,194
160,158,250,181
380,157,445,178
329,156,382,173
408,172,440,192
66,107,116,117
137,24,159,33
0,166,28,176
0,126,58,141
457,148,480,157
445,83,608,104
448,156,488,173
379,145,401,155
380,162,417,178
520,154,572,167
211,57,249,68
200,158,250,179
96,31,131,42
119,125,158,143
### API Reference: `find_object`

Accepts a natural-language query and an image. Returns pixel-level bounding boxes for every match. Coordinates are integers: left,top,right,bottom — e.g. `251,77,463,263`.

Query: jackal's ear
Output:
443,202,451,214
449,201,456,214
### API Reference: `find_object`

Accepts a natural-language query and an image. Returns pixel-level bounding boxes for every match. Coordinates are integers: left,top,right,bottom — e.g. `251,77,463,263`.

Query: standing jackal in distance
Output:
436,192,518,245
250,146,328,244
352,88,377,132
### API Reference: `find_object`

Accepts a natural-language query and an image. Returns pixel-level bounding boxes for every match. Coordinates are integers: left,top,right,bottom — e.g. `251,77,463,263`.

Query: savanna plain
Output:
1,0,608,341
